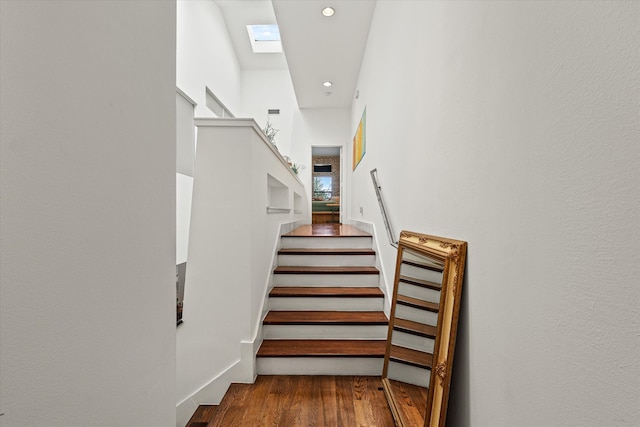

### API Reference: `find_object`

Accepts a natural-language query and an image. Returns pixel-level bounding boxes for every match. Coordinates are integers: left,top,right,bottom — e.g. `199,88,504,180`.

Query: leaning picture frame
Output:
382,230,467,427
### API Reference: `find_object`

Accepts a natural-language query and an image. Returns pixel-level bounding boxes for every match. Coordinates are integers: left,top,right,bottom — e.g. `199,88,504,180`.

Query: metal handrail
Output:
370,168,398,248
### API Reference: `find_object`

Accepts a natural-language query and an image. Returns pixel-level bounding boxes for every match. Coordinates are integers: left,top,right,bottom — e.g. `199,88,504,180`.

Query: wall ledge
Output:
194,118,303,186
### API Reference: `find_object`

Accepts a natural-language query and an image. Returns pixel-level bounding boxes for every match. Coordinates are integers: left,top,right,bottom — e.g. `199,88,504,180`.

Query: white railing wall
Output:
176,118,308,426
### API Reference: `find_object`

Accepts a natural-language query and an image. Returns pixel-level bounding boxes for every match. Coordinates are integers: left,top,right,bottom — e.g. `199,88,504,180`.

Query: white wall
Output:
177,0,242,117
240,70,351,213
289,109,351,211
177,91,196,177
349,1,640,426
242,69,298,158
177,174,194,265
176,92,195,266
0,1,176,426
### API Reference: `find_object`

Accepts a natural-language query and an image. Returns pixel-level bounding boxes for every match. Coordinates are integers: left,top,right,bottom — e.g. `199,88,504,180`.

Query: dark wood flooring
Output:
382,378,428,427
186,375,396,427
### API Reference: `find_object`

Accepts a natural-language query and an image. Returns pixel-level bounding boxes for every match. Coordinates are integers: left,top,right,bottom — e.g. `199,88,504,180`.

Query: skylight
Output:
247,24,282,53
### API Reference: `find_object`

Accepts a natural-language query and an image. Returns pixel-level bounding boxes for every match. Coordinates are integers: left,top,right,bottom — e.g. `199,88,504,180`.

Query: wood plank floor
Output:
382,378,428,427
186,375,396,427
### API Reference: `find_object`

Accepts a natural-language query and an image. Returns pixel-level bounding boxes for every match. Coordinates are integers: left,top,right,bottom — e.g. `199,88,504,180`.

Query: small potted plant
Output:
262,118,279,146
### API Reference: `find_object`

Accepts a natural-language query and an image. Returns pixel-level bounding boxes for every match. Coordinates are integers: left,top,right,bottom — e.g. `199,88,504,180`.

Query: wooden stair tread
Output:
274,266,379,274
269,286,383,298
278,248,375,255
263,310,388,325
257,339,386,357
399,275,442,291
397,294,439,312
389,344,433,369
393,318,436,338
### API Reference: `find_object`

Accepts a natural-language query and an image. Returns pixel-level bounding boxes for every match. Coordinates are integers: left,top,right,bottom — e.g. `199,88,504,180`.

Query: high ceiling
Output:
216,0,376,109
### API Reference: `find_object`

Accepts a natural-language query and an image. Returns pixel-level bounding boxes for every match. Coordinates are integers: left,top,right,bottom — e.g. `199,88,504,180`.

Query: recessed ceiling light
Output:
321,7,335,17
323,81,333,87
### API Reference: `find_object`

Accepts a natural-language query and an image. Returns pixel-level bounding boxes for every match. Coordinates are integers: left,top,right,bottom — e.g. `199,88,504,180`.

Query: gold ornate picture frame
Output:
382,230,467,427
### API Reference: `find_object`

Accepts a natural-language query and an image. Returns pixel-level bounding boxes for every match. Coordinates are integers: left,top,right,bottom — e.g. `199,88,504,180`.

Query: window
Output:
246,25,282,53
313,176,332,200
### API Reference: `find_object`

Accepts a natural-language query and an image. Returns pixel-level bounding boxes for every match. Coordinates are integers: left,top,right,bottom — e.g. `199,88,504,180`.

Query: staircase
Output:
256,224,389,375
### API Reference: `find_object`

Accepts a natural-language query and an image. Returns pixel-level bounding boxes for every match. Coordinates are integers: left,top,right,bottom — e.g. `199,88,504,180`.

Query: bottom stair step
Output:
257,339,386,375
257,339,386,357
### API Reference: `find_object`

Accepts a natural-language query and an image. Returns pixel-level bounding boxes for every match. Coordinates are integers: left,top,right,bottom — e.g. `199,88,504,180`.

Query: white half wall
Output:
349,1,640,426
0,1,176,425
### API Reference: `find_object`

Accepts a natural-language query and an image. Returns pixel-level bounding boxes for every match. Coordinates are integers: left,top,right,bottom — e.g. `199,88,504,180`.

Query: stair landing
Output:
282,224,370,237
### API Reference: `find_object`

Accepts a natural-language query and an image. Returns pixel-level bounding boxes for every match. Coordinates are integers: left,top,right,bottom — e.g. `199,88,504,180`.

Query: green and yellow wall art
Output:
352,108,366,171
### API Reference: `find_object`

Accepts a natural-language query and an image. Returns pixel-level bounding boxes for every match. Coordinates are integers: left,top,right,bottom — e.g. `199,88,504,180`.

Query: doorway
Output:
311,146,342,224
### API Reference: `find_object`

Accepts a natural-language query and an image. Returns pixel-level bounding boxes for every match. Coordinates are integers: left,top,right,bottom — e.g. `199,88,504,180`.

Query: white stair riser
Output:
390,330,435,353
257,357,383,375
400,263,443,284
269,297,383,311
263,324,388,340
395,305,438,326
274,273,379,287
387,360,431,388
280,236,372,249
278,254,376,267
398,282,441,304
